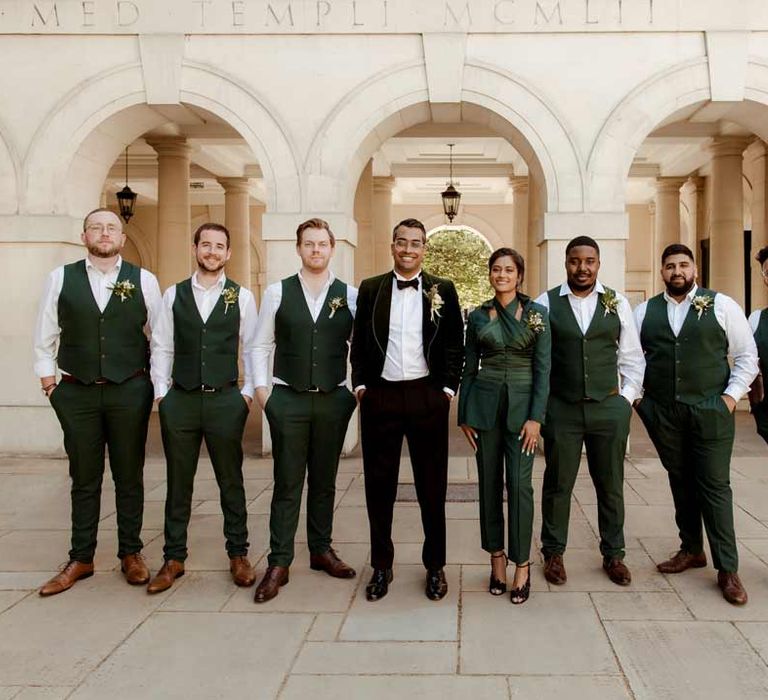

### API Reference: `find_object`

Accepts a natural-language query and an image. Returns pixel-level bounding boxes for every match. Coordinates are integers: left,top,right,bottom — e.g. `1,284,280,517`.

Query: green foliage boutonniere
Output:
221,286,239,314
108,280,135,303
692,294,714,320
328,296,347,319
425,284,444,323
601,288,620,317
525,309,546,334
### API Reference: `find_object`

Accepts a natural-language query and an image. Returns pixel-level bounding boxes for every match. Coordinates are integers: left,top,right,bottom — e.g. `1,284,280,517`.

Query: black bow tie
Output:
396,278,420,291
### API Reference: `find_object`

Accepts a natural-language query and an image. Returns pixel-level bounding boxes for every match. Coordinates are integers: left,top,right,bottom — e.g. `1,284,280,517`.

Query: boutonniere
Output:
108,279,135,302
525,309,546,334
425,283,444,323
328,296,347,319
601,287,620,317
692,294,714,320
221,286,239,314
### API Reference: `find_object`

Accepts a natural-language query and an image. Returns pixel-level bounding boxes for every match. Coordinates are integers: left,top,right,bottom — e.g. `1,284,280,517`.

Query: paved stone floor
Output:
1,413,768,698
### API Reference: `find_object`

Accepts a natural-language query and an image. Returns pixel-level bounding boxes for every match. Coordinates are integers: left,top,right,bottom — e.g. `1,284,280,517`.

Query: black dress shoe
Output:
425,568,448,601
365,568,393,602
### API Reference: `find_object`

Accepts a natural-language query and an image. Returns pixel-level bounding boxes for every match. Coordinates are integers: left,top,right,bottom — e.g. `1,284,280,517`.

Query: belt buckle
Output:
94,378,108,385
307,386,320,393
201,385,217,393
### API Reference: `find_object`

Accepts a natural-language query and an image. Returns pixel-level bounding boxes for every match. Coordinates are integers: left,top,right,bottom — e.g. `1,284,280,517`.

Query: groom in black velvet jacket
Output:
351,218,464,602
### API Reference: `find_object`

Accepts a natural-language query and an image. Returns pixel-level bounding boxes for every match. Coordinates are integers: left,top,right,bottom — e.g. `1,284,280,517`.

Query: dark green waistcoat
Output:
273,275,353,392
57,259,148,384
171,278,240,390
755,309,768,379
547,287,620,402
640,289,729,405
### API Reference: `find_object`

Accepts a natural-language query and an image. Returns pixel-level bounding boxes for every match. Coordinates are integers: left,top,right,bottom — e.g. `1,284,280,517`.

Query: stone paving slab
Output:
0,590,27,615
308,613,346,641
590,591,693,620
11,690,74,700
69,612,313,700
280,675,509,700
292,641,457,675
736,622,768,665
507,676,631,699
605,620,768,699
0,575,167,686
460,592,618,675
339,565,459,641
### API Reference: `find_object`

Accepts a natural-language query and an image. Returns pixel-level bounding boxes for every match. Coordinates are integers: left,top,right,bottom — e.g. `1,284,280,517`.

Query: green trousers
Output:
49,375,153,563
265,385,356,567
636,394,738,572
540,394,631,559
475,389,534,565
158,385,250,562
752,402,768,445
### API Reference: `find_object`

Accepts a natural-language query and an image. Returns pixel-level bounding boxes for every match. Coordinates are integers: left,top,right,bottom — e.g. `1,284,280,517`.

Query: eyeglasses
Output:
86,223,121,234
394,239,424,251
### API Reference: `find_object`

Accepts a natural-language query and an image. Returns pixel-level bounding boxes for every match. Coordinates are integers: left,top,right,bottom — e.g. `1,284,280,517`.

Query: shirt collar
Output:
663,283,698,306
298,269,335,291
85,255,122,275
560,280,604,298
191,270,226,292
393,270,422,283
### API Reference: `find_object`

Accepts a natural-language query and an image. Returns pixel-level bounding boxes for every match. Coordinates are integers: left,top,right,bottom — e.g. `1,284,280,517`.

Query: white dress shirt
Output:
535,281,645,404
253,270,358,389
34,255,162,378
382,272,430,382
749,308,763,334
634,284,759,402
150,270,258,400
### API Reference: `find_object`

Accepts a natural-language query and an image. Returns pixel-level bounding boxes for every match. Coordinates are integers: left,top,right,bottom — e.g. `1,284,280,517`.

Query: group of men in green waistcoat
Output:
34,208,758,608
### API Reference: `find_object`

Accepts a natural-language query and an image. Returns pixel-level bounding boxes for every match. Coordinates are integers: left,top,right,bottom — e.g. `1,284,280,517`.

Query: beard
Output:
197,255,226,273
664,276,695,297
86,241,121,259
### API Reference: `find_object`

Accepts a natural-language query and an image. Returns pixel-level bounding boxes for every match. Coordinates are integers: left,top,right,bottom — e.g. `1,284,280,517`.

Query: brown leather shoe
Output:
39,560,94,597
254,566,289,603
147,559,184,594
121,553,150,585
230,556,256,587
310,548,356,579
543,554,567,585
657,550,707,574
603,557,632,586
718,571,748,605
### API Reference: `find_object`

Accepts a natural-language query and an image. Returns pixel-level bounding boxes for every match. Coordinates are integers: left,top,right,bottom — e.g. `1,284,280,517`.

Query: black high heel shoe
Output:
489,552,508,596
510,562,531,605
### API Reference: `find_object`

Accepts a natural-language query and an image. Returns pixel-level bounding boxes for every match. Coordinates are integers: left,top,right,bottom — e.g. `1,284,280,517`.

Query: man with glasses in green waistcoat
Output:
147,222,258,594
536,236,645,587
251,218,357,603
634,243,758,605
34,208,162,596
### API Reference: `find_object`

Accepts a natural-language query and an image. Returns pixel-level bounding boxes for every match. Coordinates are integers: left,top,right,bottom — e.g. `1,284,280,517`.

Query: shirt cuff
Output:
34,360,57,378
443,387,455,397
353,385,366,395
153,383,169,400
241,382,254,399
620,387,641,405
724,384,748,403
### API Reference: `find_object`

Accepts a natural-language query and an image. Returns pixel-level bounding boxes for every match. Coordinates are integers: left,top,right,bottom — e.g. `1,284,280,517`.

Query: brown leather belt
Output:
60,369,147,386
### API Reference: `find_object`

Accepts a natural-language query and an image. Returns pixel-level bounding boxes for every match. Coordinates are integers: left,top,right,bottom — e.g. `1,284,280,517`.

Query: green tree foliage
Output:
424,229,492,311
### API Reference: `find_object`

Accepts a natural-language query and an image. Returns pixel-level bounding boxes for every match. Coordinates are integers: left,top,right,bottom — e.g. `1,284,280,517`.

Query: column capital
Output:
509,176,529,194
708,136,751,159
654,177,687,194
373,176,396,194
217,177,251,195
145,136,192,159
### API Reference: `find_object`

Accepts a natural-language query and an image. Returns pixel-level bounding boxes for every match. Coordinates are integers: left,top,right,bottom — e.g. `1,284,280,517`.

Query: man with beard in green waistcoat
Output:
147,222,258,594
252,218,357,603
34,208,162,596
536,236,645,587
634,243,758,605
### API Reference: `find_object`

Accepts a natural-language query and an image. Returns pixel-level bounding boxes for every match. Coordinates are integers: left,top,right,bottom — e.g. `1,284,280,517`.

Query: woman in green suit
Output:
459,248,551,604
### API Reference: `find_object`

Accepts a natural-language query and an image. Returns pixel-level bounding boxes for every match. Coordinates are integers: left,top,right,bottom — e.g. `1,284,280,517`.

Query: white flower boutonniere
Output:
601,287,620,317
525,310,546,334
108,280,135,303
692,294,714,320
221,286,239,314
328,296,347,319
425,283,444,323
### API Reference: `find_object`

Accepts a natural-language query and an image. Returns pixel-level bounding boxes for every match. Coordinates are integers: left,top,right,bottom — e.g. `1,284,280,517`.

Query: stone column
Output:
510,176,529,254
526,172,544,296
217,177,252,289
751,143,768,311
354,161,373,285
709,137,750,306
372,176,395,276
654,177,686,254
146,137,192,289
